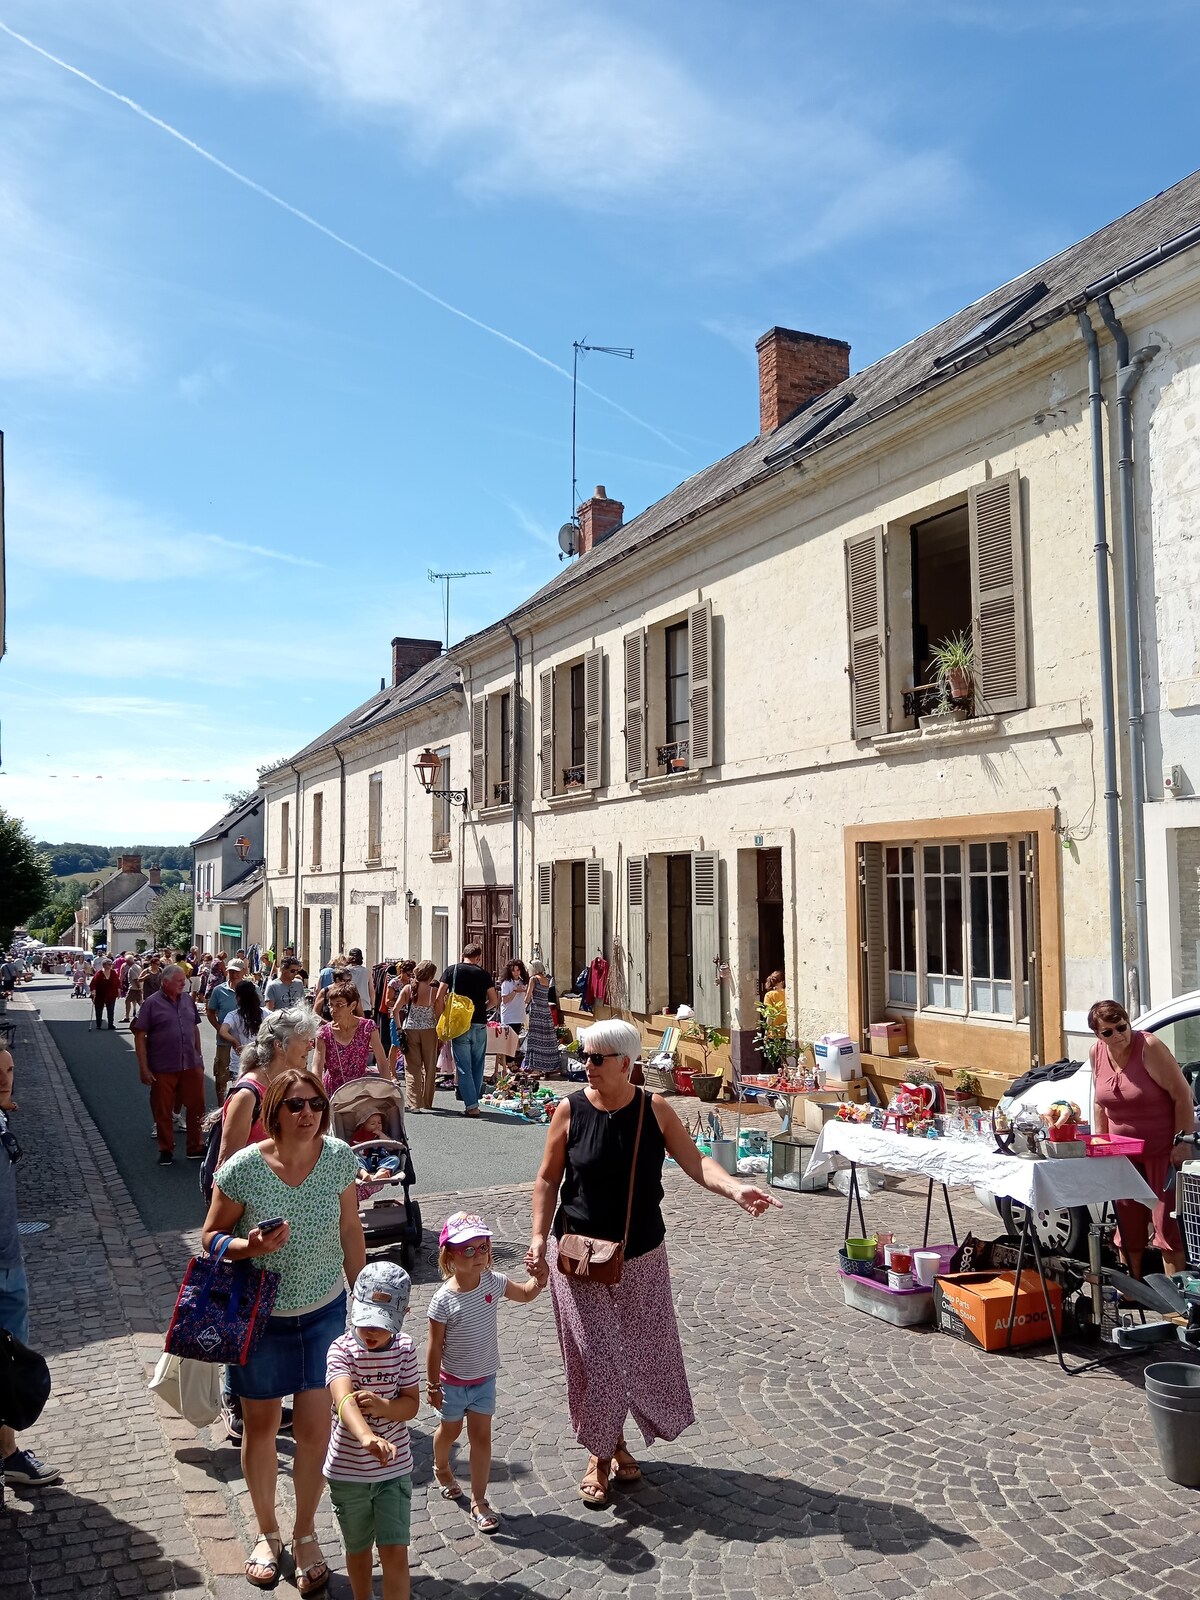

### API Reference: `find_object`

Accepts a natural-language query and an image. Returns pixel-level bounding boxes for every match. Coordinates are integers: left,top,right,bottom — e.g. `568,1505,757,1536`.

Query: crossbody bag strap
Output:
620,1089,647,1252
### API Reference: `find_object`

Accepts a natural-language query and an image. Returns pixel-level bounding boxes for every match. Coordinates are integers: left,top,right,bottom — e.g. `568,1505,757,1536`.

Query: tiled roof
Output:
453,167,1200,653
213,864,264,904
268,653,462,774
108,883,165,930
191,793,264,849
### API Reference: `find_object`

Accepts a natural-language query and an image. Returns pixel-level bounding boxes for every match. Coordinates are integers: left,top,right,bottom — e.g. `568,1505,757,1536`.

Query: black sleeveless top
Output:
552,1088,667,1260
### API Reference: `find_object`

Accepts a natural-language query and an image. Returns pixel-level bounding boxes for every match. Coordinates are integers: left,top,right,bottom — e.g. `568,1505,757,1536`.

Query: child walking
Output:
426,1211,546,1533
325,1263,421,1600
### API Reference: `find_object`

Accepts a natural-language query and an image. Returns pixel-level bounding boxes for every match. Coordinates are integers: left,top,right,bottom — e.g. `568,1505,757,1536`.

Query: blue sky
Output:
0,1,1197,844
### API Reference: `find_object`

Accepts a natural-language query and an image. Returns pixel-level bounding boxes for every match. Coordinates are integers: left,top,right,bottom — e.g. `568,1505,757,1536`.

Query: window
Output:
432,747,452,853
301,907,311,968
499,693,511,790
367,772,383,863
624,600,713,779
540,650,603,796
883,837,1029,1021
845,471,1027,738
473,688,516,807
279,802,290,872
311,791,324,868
571,861,586,982
319,907,333,969
934,282,1048,367
626,850,721,1023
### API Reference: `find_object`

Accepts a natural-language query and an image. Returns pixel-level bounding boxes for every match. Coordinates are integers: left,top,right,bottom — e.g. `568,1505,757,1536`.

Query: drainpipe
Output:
503,621,522,957
334,744,347,950
289,764,302,957
1097,294,1159,1013
1077,311,1126,1005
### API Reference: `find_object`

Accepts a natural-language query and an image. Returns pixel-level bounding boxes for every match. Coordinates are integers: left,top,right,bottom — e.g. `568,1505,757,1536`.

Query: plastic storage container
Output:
839,1269,934,1327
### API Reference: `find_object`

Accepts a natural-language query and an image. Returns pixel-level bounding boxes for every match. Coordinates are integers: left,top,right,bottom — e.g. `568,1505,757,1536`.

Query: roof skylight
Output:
933,281,1049,367
763,391,857,466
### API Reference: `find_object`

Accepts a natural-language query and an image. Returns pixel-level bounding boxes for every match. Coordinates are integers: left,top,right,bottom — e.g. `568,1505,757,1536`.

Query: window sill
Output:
429,849,452,863
872,714,1001,755
365,857,382,868
476,804,513,819
546,787,596,808
633,768,707,793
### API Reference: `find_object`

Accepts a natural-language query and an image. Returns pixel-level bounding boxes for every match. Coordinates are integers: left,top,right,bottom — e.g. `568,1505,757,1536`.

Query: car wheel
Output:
999,1197,1089,1258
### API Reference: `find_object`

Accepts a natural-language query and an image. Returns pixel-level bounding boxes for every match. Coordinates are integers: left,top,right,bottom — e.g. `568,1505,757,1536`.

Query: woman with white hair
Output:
526,1018,779,1509
522,958,560,1077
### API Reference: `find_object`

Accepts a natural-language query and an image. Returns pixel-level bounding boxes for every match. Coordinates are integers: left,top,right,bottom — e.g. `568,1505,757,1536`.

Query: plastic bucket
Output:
1144,1363,1200,1487
709,1139,737,1175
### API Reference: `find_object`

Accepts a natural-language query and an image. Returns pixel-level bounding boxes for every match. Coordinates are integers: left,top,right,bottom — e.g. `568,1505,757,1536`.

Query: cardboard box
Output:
868,1021,909,1058
933,1272,1062,1352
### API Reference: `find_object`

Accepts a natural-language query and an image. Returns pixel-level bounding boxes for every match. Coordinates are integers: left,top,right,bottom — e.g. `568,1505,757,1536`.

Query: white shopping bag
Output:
149,1350,222,1427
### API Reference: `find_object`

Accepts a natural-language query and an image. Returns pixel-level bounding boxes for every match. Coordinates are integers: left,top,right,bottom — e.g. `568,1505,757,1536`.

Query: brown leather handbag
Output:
556,1089,646,1286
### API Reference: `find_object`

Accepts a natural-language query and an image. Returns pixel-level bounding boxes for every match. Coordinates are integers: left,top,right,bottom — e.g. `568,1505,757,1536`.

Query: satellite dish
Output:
557,522,577,558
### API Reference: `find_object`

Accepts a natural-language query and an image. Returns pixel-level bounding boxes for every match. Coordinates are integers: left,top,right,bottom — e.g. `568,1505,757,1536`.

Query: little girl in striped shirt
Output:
426,1210,546,1533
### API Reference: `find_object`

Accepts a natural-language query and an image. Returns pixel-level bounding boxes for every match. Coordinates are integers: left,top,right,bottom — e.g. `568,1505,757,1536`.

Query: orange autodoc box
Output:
933,1272,1063,1352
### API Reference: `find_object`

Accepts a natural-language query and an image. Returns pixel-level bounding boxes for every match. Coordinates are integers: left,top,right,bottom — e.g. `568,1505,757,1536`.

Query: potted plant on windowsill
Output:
952,1069,981,1104
925,631,975,723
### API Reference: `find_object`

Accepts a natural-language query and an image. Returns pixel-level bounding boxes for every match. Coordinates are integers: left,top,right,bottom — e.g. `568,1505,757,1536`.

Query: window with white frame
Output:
432,747,452,853
367,772,383,863
884,837,1030,1020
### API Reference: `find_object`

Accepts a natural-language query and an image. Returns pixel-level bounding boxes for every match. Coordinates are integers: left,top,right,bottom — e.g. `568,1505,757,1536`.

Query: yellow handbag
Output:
437,966,475,1041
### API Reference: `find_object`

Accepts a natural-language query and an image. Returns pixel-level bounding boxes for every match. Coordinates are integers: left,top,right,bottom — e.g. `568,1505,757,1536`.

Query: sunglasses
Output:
282,1095,327,1114
1099,1023,1129,1038
450,1241,488,1257
584,1052,618,1067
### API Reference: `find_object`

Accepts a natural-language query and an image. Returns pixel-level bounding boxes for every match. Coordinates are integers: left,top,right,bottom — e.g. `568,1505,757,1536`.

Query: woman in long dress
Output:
312,981,392,1096
523,959,561,1077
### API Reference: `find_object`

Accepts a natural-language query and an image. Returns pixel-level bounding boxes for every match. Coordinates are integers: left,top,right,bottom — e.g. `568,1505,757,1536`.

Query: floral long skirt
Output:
547,1236,695,1459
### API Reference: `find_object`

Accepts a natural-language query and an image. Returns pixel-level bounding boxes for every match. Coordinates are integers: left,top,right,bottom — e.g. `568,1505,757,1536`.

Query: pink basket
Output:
1083,1134,1144,1158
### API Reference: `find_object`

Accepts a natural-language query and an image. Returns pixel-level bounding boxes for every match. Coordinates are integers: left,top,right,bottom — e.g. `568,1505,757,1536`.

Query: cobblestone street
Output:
3,984,1200,1599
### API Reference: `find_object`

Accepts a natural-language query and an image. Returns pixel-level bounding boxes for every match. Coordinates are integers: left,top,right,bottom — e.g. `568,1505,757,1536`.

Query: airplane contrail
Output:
0,19,686,455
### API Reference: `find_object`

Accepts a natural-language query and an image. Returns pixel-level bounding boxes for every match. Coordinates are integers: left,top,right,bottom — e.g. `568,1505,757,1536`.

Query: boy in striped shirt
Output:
325,1262,420,1600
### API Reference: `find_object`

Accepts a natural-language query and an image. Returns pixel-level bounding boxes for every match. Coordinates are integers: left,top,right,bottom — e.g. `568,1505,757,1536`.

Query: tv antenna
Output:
561,338,633,559
428,568,491,651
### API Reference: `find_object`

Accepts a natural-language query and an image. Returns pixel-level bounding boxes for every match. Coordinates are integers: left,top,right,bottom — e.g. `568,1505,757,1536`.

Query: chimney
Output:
576,487,623,558
391,636,443,687
756,327,851,435
118,854,141,875
148,866,162,888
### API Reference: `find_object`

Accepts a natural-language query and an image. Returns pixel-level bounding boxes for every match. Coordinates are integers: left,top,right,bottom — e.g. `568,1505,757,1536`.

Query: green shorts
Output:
328,1474,412,1554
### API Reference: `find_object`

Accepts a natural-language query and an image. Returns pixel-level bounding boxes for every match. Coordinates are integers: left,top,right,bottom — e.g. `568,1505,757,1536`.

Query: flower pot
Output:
692,1072,724,1102
947,666,972,702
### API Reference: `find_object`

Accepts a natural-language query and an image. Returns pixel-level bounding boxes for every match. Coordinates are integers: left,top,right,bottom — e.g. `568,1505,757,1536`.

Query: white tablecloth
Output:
807,1121,1158,1210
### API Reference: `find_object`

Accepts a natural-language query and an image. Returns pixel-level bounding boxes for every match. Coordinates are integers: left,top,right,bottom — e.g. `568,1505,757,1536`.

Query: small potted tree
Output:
684,1021,729,1101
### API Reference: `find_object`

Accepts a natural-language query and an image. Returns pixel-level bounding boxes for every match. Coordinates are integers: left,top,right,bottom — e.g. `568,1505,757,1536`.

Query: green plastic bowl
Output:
844,1236,877,1261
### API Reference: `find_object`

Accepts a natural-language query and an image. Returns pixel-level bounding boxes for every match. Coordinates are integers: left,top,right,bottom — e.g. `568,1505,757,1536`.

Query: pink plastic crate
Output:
1083,1134,1144,1158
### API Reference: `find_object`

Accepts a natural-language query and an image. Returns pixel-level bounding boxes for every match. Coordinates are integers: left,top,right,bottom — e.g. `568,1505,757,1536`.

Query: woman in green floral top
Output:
204,1067,365,1594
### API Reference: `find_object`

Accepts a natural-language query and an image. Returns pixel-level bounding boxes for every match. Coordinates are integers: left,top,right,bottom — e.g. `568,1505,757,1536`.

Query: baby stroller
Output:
328,1077,423,1266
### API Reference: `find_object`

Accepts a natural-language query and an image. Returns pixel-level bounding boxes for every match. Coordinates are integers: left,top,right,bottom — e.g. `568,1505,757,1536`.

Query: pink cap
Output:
439,1210,492,1247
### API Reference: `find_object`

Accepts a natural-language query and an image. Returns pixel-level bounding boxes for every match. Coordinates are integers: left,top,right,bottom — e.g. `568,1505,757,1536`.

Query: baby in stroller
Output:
352,1111,404,1181
328,1076,423,1261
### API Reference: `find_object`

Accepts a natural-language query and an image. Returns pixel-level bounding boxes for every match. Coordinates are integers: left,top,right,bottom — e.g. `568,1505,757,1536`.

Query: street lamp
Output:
235,836,252,861
413,748,468,810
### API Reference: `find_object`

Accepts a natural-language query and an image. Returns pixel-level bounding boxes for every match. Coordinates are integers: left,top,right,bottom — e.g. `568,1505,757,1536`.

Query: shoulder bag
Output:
164,1232,280,1365
437,965,474,1042
0,1328,51,1431
148,1349,222,1427
556,1089,646,1286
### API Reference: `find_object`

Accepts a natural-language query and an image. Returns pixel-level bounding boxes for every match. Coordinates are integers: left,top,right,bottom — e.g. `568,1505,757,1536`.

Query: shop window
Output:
540,651,603,795
624,600,714,779
845,471,1027,738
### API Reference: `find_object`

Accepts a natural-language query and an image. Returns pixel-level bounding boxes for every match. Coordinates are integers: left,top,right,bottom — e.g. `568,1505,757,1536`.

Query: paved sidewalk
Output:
6,991,1200,1599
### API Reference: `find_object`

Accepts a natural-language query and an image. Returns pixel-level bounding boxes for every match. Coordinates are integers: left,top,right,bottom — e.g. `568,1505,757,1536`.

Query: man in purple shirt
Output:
132,964,205,1166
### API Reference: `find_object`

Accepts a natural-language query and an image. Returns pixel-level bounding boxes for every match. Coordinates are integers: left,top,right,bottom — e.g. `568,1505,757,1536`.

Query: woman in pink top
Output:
1089,998,1196,1275
314,982,392,1096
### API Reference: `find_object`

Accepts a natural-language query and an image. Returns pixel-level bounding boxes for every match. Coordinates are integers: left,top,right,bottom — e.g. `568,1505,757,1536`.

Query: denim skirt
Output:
229,1291,347,1400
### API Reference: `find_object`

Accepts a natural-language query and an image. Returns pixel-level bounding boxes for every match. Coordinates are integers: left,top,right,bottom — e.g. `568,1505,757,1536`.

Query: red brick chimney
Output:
148,866,162,887
118,854,142,875
391,637,443,687
756,327,851,435
576,487,623,558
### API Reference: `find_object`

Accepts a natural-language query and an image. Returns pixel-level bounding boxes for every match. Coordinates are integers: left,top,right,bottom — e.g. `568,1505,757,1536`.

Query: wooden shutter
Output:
585,858,604,960
583,648,603,789
969,472,1026,714
687,599,713,769
623,628,646,780
536,862,553,966
626,856,647,1014
470,695,486,808
539,668,554,798
691,850,721,1026
858,842,885,1038
845,528,887,738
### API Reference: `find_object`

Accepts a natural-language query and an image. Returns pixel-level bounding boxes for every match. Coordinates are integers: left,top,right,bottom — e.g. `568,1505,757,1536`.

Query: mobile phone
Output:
258,1216,286,1234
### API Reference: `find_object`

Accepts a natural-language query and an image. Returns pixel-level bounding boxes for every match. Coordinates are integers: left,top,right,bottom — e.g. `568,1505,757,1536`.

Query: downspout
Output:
289,764,302,957
503,621,522,957
334,744,347,951
1077,310,1126,1004
1097,294,1159,1012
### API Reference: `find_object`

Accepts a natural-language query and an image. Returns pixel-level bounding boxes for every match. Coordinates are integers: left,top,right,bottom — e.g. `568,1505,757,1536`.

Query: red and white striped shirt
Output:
323,1330,419,1481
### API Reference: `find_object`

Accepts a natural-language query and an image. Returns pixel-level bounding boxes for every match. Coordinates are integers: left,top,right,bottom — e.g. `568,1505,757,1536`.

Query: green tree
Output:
0,810,56,946
146,886,193,952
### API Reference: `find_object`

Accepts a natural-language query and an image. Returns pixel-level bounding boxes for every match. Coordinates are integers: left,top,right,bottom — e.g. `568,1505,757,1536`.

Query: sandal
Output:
579,1455,611,1508
245,1532,283,1589
435,1468,465,1500
290,1534,329,1596
470,1501,500,1534
612,1439,642,1483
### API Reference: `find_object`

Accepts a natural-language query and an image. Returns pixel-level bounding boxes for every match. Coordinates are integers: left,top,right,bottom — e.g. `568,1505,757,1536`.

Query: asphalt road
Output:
29,973,549,1238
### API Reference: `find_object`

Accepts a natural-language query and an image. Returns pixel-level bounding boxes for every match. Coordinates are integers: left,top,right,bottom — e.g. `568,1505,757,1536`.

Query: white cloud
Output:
178,358,234,403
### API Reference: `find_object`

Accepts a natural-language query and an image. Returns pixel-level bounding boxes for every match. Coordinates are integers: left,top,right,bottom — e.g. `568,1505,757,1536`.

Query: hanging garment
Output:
584,956,610,1010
